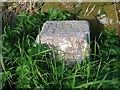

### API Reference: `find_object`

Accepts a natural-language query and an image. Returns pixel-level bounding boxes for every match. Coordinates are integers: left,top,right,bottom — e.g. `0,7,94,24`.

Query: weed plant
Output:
1,8,120,90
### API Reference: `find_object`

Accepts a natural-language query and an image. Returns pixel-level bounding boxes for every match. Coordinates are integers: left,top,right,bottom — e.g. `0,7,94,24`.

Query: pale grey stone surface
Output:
36,20,90,65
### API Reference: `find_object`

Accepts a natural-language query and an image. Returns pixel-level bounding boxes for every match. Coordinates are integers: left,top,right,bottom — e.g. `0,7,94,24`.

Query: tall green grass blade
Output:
87,62,90,84
35,66,48,85
74,80,118,88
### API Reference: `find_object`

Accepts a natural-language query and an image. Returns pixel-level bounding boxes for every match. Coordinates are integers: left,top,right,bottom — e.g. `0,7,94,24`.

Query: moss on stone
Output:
104,4,117,20
41,2,120,36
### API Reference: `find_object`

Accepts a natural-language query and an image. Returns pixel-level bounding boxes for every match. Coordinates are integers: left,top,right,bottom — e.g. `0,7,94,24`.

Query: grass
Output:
1,8,120,89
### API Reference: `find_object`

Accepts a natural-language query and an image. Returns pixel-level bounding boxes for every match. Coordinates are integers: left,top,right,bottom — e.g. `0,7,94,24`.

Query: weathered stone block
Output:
36,21,90,65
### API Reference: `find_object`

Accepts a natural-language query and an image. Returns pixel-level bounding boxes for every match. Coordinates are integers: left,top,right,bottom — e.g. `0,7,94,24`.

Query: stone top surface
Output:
40,20,89,37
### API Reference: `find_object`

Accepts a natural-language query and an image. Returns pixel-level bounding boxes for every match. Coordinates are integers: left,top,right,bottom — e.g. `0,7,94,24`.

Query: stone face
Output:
36,21,90,65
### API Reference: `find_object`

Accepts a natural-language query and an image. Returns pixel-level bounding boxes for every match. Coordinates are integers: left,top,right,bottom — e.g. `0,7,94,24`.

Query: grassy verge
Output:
1,8,120,89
